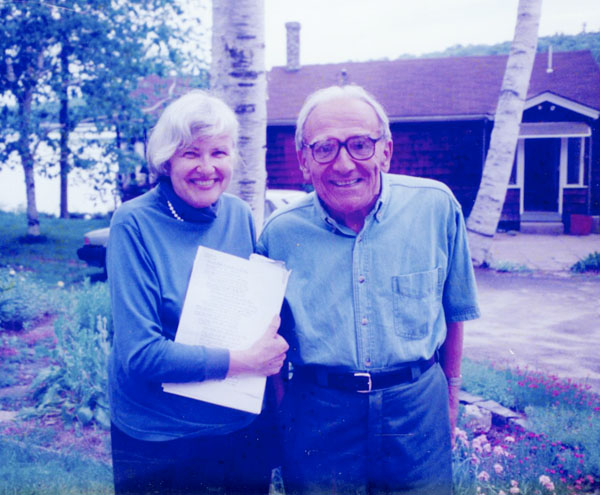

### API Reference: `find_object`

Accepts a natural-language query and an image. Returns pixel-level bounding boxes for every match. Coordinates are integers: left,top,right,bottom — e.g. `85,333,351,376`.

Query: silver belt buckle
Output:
354,372,372,393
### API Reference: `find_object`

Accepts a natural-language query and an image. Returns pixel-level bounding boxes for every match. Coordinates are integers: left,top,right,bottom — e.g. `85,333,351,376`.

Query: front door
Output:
523,138,560,212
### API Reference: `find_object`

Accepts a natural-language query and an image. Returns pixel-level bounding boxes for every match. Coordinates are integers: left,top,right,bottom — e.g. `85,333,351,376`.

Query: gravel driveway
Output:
464,269,600,394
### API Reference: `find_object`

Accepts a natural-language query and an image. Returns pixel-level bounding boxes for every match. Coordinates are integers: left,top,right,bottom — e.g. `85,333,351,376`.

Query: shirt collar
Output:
157,176,219,223
313,172,389,234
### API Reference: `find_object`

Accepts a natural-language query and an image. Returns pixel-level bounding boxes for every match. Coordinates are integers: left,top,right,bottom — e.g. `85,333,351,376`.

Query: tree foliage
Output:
0,0,207,227
407,30,600,64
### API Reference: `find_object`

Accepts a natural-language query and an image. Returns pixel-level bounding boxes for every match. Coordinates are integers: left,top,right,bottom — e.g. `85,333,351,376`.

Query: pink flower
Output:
471,454,480,466
499,491,506,495
477,471,490,482
454,427,469,448
509,487,520,494
493,445,508,457
494,463,504,474
472,435,489,454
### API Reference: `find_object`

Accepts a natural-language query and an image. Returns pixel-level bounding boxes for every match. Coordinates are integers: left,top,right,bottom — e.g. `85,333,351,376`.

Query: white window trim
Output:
511,136,588,215
563,136,587,188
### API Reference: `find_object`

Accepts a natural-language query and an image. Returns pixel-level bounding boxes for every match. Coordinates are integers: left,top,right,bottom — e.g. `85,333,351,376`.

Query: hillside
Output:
397,30,600,64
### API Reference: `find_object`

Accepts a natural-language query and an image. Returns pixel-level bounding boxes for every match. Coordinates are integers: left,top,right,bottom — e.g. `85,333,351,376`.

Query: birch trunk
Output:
466,0,543,265
211,0,267,228
18,89,41,237
59,43,70,219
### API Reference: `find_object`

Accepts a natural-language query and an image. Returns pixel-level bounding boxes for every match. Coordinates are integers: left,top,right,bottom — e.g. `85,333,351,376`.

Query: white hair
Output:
294,85,392,151
146,89,239,177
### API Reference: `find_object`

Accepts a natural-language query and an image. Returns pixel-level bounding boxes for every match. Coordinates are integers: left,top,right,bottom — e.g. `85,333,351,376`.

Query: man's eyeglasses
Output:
303,135,383,164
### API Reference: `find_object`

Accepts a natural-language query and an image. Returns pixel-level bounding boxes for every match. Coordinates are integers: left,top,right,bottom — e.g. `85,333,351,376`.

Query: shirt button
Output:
365,358,372,367
361,317,368,325
358,275,365,283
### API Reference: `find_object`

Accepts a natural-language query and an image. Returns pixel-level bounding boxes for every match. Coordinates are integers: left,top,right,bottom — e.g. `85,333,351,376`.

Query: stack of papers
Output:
163,246,290,414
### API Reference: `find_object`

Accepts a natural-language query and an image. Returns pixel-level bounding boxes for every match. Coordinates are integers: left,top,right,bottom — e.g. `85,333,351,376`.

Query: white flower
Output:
494,463,504,474
493,445,508,457
477,471,490,482
57,281,65,288
539,475,555,491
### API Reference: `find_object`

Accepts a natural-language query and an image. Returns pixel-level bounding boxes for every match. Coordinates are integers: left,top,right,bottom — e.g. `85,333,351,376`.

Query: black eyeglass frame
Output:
302,135,384,164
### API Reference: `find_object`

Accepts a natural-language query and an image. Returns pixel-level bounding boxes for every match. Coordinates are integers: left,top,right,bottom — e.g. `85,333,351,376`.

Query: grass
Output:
571,251,600,273
488,260,533,273
0,437,112,495
459,358,600,494
0,211,109,286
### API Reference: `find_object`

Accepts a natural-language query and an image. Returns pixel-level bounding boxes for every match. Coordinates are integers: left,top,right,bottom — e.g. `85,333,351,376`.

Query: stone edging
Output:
459,390,528,430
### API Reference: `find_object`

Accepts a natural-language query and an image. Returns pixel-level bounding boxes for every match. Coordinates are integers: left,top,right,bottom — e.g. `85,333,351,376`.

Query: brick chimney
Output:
285,22,301,71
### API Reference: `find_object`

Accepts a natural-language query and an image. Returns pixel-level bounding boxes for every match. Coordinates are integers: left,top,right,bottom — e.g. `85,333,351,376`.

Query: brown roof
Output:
266,50,600,123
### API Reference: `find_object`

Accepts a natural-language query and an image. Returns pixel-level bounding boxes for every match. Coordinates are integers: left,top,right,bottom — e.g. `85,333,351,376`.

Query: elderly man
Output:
258,85,480,495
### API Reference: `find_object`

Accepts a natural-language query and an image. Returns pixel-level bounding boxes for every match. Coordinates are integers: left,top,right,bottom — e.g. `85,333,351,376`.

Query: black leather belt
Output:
294,355,437,393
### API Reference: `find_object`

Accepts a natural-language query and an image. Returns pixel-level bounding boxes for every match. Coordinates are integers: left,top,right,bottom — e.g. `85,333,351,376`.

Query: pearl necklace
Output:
167,200,184,222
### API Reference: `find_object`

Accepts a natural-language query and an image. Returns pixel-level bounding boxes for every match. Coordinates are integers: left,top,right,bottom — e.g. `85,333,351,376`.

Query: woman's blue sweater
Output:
107,178,257,441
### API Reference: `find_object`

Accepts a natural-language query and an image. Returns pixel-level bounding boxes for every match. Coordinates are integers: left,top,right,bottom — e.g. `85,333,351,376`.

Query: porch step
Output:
521,211,562,222
520,221,564,235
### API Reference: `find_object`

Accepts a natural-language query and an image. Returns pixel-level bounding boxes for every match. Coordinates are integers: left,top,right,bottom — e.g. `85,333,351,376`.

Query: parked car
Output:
77,189,307,278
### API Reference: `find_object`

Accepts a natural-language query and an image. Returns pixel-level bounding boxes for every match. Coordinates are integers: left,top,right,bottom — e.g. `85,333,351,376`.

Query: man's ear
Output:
297,149,312,181
380,139,393,173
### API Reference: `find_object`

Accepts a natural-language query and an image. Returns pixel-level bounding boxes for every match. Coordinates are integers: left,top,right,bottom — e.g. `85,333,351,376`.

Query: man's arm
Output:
439,320,464,443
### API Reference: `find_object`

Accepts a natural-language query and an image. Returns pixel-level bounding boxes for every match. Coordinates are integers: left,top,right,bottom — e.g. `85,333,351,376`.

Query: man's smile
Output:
330,178,362,187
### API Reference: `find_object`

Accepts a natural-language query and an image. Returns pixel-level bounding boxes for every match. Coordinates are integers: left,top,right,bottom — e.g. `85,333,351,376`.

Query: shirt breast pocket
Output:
392,268,443,340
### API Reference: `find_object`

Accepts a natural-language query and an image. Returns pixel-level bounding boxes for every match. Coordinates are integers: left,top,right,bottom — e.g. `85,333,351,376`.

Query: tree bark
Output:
59,43,70,219
18,89,41,237
466,0,543,265
211,0,267,228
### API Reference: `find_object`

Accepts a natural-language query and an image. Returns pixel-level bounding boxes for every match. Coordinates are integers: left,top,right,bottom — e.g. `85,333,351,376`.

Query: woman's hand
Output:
227,316,289,377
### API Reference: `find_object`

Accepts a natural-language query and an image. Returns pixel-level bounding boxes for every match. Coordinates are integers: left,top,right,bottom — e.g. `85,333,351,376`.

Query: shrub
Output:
571,251,600,273
26,281,113,429
0,267,59,331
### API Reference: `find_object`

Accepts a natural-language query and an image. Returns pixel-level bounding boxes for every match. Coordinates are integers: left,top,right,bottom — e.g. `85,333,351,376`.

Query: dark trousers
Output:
281,363,452,495
111,416,276,495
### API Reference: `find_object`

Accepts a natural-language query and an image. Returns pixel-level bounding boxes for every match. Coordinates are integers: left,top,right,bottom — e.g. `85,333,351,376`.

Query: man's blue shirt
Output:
258,173,480,370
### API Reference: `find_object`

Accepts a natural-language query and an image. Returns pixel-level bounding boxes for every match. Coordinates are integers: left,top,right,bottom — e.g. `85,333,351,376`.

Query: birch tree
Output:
211,0,267,227
466,0,543,265
0,0,191,230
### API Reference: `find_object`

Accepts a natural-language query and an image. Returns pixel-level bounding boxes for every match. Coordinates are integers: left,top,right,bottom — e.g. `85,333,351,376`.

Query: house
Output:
265,30,600,233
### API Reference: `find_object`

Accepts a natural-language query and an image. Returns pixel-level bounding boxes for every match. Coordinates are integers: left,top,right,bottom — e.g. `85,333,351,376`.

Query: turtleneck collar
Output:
157,176,219,223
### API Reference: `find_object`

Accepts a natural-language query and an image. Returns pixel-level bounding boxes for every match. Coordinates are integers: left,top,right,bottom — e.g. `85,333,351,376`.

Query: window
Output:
508,153,517,185
566,137,588,186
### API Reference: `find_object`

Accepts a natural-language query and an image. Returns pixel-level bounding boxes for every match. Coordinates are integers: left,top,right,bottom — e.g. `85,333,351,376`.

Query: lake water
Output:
0,166,118,217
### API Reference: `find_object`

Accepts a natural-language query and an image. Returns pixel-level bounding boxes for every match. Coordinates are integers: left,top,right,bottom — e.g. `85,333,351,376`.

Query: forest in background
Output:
399,30,600,63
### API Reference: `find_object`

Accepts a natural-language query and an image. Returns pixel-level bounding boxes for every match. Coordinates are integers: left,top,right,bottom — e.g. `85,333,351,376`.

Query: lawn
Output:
0,211,109,286
0,210,599,495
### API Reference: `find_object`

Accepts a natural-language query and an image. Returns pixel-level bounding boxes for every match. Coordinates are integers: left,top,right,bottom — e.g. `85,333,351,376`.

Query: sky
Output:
263,0,599,68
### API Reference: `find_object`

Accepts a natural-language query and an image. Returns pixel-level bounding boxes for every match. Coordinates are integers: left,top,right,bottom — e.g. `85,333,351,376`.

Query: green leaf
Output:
76,406,94,426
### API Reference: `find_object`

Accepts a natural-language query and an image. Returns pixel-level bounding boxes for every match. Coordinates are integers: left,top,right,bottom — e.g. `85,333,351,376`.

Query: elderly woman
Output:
107,90,288,495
